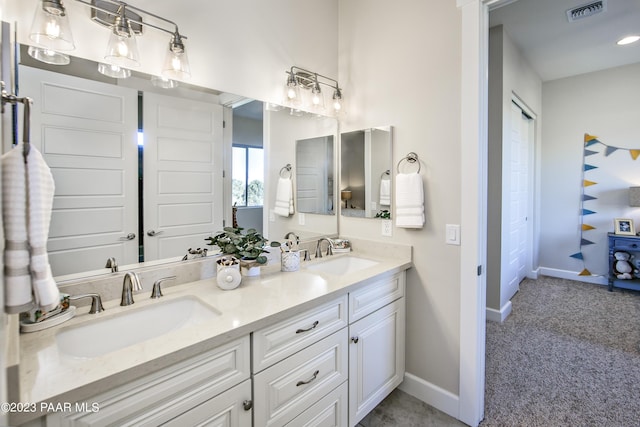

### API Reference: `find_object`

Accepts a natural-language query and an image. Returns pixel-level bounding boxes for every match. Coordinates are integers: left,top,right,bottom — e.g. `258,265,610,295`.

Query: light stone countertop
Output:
11,240,411,424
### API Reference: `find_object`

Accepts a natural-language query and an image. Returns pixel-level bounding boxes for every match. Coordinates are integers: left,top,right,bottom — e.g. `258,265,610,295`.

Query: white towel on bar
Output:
395,172,425,228
2,142,60,313
274,177,294,217
379,178,391,206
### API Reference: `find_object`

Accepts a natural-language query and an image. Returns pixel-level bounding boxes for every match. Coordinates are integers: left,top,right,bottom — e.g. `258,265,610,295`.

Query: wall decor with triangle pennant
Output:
572,133,640,277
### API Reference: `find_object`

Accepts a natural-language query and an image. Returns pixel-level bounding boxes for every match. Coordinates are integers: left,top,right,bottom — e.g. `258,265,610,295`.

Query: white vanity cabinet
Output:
46,336,251,427
348,271,406,426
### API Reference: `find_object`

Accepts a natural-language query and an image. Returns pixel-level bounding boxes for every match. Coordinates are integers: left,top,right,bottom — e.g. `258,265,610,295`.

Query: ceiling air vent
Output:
567,0,607,22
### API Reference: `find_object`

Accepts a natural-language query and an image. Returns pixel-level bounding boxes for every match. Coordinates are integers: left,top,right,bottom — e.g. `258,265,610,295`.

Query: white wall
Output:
339,0,462,397
540,62,640,280
3,0,339,105
487,26,542,313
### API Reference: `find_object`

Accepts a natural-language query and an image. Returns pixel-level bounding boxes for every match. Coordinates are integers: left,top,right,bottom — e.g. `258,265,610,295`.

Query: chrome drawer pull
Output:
296,320,319,334
296,370,320,386
243,400,253,411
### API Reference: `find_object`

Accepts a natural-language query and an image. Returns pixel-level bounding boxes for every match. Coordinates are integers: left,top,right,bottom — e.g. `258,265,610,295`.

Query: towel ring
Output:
380,169,391,179
396,152,421,174
279,164,292,178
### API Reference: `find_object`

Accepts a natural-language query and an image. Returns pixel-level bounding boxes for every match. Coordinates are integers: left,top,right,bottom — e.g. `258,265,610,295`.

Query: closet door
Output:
142,92,223,261
21,66,139,276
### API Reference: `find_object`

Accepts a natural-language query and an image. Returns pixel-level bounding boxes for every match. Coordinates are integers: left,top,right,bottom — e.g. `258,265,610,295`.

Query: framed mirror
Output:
340,126,393,219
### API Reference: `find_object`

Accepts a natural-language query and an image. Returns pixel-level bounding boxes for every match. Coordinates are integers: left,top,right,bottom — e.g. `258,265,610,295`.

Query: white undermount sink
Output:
56,296,220,359
305,255,379,275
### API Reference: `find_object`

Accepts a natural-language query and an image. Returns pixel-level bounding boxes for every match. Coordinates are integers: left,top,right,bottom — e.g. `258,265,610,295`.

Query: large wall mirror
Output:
340,126,393,219
11,45,338,279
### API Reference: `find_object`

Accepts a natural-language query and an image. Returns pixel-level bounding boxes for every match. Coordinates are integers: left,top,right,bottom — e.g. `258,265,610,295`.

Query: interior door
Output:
504,101,531,300
143,92,223,261
296,136,330,213
21,66,139,276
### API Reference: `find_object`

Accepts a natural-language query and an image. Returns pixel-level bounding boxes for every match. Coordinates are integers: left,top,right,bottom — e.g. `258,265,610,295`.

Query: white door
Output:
21,66,139,276
503,101,532,301
296,136,330,214
143,92,223,261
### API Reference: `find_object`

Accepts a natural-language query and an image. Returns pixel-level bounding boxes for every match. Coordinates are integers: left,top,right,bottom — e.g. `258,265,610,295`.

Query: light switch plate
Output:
446,224,460,245
298,213,306,226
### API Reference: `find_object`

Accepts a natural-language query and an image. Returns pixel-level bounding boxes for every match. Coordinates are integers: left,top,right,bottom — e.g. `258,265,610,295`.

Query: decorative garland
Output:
571,133,640,276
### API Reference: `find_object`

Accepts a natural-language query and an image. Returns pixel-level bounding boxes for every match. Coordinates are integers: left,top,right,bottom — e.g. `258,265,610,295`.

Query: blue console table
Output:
607,232,640,292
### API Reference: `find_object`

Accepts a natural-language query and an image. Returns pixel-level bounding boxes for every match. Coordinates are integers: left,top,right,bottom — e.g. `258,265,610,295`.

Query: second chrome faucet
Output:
121,272,142,306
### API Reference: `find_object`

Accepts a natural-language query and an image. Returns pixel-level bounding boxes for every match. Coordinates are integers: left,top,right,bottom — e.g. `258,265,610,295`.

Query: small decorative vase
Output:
240,260,261,277
281,251,300,272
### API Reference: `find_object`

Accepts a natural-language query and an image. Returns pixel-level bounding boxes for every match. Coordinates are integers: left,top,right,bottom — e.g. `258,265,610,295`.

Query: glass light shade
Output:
104,31,140,68
97,63,131,79
310,85,325,111
162,47,191,80
29,1,75,51
332,88,343,113
27,45,70,65
151,75,179,89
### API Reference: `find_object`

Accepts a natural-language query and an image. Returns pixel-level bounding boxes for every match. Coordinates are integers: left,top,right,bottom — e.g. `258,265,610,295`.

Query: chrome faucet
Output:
315,237,334,258
105,257,118,272
121,272,142,306
150,276,176,299
68,293,105,314
284,232,300,245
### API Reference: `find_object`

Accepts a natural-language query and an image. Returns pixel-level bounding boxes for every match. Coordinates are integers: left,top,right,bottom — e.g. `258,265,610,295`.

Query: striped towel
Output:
2,142,59,313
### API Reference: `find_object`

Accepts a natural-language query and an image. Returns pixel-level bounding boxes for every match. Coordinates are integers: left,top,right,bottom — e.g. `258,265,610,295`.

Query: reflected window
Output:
232,145,264,207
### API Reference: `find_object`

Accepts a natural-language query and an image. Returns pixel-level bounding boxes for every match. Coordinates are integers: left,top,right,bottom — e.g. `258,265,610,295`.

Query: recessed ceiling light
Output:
617,36,640,45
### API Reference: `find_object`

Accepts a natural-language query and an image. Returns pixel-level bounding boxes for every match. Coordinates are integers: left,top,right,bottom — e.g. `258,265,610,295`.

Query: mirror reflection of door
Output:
296,136,334,214
231,101,264,234
21,66,225,275
21,66,139,276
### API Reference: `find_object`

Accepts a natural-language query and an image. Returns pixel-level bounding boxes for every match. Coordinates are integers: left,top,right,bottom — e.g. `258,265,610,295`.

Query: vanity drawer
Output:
253,295,348,372
285,382,348,427
349,271,405,323
253,328,348,427
48,336,250,427
612,238,640,251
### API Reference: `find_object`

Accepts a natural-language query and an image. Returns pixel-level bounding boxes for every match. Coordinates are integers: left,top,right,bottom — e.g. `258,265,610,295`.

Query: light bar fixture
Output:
284,66,344,115
28,0,191,83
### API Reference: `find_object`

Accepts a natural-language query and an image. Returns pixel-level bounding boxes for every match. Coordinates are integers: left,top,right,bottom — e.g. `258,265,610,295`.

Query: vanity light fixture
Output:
617,35,640,45
28,0,192,83
284,66,344,115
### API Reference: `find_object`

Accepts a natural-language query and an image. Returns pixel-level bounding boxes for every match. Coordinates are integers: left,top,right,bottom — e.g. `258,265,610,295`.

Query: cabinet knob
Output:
242,400,253,411
351,336,359,343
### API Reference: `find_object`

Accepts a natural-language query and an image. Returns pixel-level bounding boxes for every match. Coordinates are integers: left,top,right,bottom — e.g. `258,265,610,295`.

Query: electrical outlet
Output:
382,220,392,236
298,213,306,226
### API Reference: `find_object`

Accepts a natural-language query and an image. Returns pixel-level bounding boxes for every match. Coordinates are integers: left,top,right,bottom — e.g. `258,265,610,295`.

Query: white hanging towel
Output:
395,172,425,228
2,142,60,313
274,176,294,217
379,178,391,206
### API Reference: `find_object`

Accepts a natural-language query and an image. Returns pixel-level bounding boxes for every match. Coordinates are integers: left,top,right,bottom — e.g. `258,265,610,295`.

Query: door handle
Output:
147,230,164,237
119,233,136,241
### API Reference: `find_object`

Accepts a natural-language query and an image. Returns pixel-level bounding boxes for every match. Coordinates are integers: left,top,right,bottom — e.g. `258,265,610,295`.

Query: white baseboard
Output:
486,300,512,323
399,372,459,421
538,267,607,286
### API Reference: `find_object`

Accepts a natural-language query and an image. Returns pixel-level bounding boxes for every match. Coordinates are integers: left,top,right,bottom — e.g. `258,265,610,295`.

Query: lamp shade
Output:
29,0,75,52
104,30,140,68
27,45,70,65
98,63,131,79
162,34,191,80
629,187,640,207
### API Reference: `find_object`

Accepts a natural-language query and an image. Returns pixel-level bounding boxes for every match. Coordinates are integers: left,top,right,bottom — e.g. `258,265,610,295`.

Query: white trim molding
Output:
538,267,608,286
399,373,459,420
486,300,512,323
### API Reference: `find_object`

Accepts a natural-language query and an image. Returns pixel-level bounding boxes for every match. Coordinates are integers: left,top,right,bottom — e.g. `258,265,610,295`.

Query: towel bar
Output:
279,163,292,178
396,152,421,174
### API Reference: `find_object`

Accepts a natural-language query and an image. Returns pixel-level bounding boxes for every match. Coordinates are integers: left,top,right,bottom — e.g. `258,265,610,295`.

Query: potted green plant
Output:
206,227,280,275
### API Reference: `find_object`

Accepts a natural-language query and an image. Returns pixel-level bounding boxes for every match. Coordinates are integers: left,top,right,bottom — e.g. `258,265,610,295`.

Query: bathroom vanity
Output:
9,241,411,427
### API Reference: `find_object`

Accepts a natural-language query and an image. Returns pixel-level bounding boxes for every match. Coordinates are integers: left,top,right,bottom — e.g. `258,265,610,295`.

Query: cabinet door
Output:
162,379,252,427
348,298,405,426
